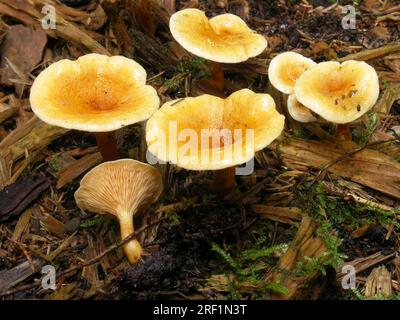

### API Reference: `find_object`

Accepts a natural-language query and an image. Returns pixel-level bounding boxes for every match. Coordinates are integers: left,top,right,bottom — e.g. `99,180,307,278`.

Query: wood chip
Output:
252,205,303,224
271,137,400,199
56,152,103,189
364,266,392,298
269,216,327,299
0,259,43,291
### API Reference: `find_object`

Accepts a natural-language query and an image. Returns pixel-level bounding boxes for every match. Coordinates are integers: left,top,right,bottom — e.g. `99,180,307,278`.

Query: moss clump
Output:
209,225,290,299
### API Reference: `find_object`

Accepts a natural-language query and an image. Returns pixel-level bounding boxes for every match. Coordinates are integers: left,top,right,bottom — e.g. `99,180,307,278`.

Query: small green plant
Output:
209,236,289,299
80,216,107,228
176,57,210,79
165,209,182,226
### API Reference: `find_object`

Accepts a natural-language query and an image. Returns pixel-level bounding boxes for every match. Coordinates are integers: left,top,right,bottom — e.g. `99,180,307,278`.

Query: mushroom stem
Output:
336,124,352,141
210,61,225,93
95,131,120,161
213,166,236,197
118,211,142,264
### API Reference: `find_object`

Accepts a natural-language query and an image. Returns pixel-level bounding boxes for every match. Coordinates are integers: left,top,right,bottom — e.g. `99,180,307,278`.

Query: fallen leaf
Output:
0,25,47,91
371,26,391,42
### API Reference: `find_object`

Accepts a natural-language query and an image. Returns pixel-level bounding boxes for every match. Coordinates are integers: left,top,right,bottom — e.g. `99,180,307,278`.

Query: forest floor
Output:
0,0,400,300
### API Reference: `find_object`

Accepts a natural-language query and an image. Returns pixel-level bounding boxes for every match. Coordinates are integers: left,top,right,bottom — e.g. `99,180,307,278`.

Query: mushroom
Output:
294,60,379,139
30,53,160,161
287,94,319,123
74,159,163,264
268,52,316,95
170,8,267,94
146,89,285,196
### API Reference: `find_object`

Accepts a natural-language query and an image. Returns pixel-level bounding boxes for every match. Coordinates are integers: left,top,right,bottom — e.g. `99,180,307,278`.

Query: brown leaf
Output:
363,0,382,12
266,35,285,51
371,26,391,42
0,25,47,89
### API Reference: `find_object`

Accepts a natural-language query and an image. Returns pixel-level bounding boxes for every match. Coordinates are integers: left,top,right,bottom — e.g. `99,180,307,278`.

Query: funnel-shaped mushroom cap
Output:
268,52,316,94
146,89,285,171
287,94,318,123
30,54,160,132
294,60,379,124
170,9,267,63
74,159,162,264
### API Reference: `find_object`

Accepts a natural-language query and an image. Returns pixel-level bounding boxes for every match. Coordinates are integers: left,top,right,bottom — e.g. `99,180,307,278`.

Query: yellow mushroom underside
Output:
30,54,160,132
146,89,285,171
287,94,318,123
295,60,379,124
74,160,162,217
170,9,267,63
74,159,163,264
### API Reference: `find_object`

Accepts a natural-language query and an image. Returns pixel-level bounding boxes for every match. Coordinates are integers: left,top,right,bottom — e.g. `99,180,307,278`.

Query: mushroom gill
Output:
74,159,163,264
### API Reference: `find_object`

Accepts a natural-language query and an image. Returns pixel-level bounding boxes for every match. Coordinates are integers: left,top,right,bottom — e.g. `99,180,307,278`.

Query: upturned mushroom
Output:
30,53,160,161
74,159,163,264
146,89,285,196
287,94,319,123
170,8,267,94
294,60,379,139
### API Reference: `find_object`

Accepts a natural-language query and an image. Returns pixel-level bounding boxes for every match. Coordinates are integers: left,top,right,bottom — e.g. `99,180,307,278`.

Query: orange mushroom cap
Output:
268,52,316,95
146,89,285,171
294,60,379,124
30,54,160,132
170,9,268,63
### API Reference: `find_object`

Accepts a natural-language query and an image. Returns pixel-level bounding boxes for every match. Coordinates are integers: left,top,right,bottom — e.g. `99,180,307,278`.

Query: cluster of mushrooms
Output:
29,9,379,264
268,51,380,139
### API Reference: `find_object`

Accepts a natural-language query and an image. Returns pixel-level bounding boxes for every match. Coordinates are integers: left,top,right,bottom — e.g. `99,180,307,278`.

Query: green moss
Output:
209,232,290,299
165,209,182,226
293,178,399,277
80,216,107,228
176,57,210,79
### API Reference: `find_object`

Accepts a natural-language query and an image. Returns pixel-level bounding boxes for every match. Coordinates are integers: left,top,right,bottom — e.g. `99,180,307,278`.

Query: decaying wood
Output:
0,175,50,222
364,266,393,298
0,0,110,55
375,82,400,114
0,101,18,124
103,0,133,57
337,251,395,283
0,259,43,291
271,137,400,199
56,152,103,189
252,205,302,224
268,216,327,300
0,117,68,189
338,43,400,62
129,28,176,69
204,274,260,294
127,0,171,32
